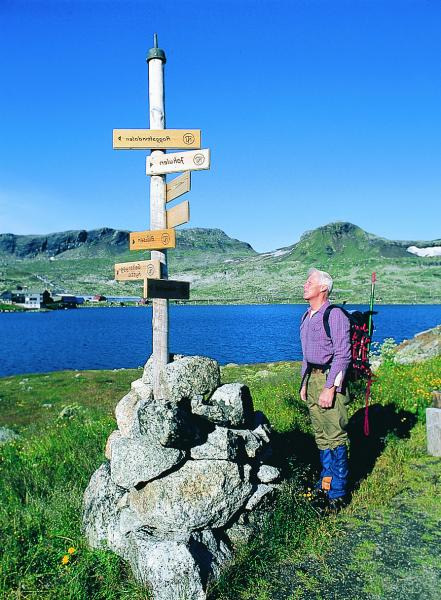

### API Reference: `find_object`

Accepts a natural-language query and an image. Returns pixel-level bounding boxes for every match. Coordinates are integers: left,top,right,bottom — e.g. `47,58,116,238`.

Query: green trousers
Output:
305,371,351,451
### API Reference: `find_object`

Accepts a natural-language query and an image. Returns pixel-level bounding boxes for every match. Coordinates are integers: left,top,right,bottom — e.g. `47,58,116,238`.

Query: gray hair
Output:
308,268,333,295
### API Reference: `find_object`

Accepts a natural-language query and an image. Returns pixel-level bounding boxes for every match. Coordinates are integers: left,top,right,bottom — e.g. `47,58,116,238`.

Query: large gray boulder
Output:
234,428,264,458
130,379,154,401
110,436,185,489
190,529,232,580
159,356,221,402
128,534,206,600
104,430,122,460
115,391,141,436
245,483,275,511
129,460,253,532
257,465,280,483
191,383,254,427
137,398,202,449
190,426,241,460
82,462,127,552
142,353,185,385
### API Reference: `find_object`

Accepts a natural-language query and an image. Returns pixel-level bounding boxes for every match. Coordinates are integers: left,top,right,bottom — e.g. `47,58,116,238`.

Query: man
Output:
300,268,352,510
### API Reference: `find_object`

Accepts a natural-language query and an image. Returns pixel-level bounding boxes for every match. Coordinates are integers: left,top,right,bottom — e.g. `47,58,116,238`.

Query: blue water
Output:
0,304,440,377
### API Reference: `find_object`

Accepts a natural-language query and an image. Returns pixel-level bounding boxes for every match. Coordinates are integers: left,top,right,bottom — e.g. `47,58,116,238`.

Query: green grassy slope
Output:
1,223,440,302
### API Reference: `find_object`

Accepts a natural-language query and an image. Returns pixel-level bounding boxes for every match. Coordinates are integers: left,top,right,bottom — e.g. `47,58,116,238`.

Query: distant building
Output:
0,289,53,309
0,291,14,305
53,294,83,307
24,292,44,308
1,290,26,305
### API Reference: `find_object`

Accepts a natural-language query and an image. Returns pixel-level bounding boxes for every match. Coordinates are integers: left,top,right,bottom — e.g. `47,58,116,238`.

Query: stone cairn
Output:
82,355,281,599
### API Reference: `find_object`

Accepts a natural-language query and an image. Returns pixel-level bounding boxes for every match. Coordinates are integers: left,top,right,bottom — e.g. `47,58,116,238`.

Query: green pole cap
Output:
147,33,166,63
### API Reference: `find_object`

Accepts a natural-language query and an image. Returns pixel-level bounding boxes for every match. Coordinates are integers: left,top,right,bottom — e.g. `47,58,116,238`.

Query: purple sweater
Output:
300,300,351,392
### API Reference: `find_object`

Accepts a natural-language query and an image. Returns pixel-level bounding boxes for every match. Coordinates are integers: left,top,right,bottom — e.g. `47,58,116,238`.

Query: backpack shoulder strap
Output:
301,310,309,325
323,304,345,338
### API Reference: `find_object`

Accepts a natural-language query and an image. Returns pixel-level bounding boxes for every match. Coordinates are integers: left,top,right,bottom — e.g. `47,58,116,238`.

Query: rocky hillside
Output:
279,222,441,262
0,227,255,260
394,325,441,364
0,222,440,303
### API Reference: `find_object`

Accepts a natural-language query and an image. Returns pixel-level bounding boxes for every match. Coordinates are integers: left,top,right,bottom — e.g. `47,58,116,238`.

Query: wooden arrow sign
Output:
166,171,191,203
166,200,190,229
130,228,176,250
144,279,190,300
114,259,161,281
113,129,201,149
146,149,210,176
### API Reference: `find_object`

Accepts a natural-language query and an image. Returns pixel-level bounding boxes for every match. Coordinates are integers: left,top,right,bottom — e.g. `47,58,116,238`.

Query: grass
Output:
0,355,440,598
0,303,26,312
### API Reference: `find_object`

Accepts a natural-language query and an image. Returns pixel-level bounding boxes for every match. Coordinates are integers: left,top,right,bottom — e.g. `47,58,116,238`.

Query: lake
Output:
0,304,440,377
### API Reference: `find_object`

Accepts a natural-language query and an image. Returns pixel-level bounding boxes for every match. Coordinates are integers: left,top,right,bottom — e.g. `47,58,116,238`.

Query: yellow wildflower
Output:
67,547,76,555
61,555,70,565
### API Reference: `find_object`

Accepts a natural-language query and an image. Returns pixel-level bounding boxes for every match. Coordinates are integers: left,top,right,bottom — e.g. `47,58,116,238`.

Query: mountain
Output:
0,227,255,260
279,222,441,262
0,222,440,303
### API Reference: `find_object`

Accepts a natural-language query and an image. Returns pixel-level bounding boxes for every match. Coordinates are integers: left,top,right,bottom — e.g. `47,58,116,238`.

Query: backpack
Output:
323,305,376,380
301,305,376,380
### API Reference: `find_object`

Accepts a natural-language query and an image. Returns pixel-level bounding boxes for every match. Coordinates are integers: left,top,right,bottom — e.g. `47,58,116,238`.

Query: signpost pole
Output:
147,34,168,398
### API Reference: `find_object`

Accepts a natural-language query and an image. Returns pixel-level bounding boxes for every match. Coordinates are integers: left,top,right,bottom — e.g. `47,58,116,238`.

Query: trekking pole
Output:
368,272,376,340
364,272,376,436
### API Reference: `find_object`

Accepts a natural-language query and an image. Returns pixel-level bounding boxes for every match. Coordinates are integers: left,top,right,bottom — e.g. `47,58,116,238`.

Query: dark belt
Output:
307,363,331,374
299,362,331,393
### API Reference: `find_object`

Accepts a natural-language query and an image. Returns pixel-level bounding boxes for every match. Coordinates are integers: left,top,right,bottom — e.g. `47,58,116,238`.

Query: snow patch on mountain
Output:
407,246,441,257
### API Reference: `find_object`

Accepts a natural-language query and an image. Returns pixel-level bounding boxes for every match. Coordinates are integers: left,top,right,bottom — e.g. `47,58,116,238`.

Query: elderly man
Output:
300,268,352,510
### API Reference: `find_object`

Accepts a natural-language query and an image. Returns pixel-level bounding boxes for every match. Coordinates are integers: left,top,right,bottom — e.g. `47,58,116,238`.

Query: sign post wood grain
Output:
166,172,191,203
146,149,210,176
166,200,190,228
114,259,161,281
113,129,201,150
129,228,176,250
144,279,190,300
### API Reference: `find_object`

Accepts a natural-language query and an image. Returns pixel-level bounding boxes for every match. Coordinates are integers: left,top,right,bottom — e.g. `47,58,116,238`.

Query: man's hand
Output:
318,386,335,408
300,385,307,402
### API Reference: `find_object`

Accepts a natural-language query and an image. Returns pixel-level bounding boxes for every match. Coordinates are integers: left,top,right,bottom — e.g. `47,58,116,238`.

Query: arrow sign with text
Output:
144,279,190,300
146,149,210,176
166,171,191,203
114,259,161,281
113,129,201,150
166,200,190,229
130,228,176,250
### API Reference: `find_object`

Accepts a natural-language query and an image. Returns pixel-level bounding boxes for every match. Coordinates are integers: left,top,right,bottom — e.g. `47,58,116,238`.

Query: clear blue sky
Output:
1,0,440,252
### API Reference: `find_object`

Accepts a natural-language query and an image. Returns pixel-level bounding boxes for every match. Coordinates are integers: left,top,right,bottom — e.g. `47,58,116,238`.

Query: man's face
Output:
303,273,326,300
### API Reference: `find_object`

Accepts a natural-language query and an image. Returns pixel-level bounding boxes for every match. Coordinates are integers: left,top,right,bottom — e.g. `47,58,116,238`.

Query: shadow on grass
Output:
347,402,417,489
265,402,417,493
208,401,417,599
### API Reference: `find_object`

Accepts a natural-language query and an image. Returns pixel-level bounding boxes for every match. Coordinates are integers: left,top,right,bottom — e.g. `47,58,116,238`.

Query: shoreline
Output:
1,299,441,314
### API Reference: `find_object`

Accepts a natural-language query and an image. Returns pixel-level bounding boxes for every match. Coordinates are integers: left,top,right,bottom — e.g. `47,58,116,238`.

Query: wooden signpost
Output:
114,259,161,281
166,172,191,203
144,279,190,300
113,129,201,150
146,149,210,176
166,200,190,228
129,228,176,250
112,34,211,398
